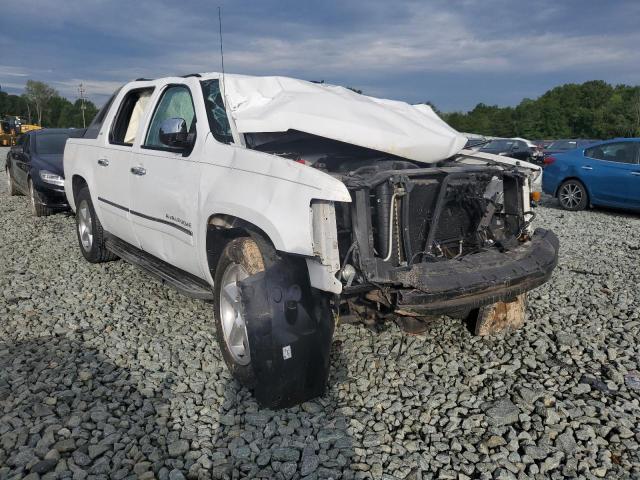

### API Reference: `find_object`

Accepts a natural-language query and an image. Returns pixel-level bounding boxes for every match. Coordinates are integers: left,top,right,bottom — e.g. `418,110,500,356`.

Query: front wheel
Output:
557,179,588,211
75,186,117,263
213,237,264,387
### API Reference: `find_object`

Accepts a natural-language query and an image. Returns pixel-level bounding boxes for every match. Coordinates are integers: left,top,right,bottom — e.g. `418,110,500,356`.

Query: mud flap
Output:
239,257,334,409
474,293,527,336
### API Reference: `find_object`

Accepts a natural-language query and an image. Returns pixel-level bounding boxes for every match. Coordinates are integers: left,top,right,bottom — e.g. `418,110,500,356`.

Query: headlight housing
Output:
39,170,65,186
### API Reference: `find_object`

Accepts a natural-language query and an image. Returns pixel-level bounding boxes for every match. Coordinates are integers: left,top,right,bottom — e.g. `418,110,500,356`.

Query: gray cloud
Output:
1,0,637,110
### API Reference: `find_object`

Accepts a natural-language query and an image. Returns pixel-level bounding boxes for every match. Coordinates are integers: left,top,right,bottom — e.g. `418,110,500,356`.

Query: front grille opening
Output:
369,172,524,266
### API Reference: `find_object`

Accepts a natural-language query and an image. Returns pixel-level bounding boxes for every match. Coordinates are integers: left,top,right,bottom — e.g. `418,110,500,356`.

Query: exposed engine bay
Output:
247,130,556,327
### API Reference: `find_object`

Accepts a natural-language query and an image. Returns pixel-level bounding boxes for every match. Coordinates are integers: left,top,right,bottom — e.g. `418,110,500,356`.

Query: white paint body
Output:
64,73,538,294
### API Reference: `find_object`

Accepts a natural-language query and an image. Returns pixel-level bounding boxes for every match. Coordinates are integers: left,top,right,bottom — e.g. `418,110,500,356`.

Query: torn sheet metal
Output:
217,74,467,163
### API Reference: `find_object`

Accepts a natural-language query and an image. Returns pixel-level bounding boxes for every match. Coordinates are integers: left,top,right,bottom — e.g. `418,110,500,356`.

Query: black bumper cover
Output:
395,228,559,315
34,182,69,209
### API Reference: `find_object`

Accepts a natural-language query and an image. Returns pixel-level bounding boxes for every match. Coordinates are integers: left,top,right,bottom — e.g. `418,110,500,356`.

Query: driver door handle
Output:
130,166,146,176
581,166,593,170
97,158,109,167
631,172,640,176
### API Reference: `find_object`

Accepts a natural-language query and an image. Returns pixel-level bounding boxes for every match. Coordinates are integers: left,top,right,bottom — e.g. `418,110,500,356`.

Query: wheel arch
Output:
71,175,89,203
555,176,590,201
205,213,278,278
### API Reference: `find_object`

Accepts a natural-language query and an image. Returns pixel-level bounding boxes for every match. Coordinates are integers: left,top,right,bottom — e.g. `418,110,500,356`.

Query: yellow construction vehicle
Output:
0,115,42,146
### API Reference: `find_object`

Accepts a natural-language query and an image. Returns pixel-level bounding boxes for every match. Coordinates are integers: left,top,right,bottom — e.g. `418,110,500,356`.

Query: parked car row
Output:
463,134,639,212
477,137,543,163
5,128,84,216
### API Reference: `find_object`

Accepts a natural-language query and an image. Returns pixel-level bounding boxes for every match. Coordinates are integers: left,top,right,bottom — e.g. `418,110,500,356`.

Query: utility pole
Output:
78,83,87,128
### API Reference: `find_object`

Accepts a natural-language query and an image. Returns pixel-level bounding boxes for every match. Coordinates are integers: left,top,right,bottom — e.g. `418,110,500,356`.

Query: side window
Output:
110,88,154,146
144,85,196,149
585,142,638,164
85,88,121,139
201,79,233,144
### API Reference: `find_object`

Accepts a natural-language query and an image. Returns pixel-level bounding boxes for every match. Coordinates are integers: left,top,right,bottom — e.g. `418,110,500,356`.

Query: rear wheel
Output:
29,178,54,217
213,237,265,386
557,179,588,211
6,166,19,196
75,186,117,263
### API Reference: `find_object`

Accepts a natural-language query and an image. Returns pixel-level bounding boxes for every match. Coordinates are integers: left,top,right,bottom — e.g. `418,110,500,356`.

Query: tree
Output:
23,80,58,126
632,89,640,137
442,81,640,139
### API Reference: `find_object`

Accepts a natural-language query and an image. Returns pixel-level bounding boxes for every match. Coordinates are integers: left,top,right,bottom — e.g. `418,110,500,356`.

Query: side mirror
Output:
159,118,190,149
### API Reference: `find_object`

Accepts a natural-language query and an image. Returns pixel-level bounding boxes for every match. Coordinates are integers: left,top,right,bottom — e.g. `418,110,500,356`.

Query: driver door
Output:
129,83,203,277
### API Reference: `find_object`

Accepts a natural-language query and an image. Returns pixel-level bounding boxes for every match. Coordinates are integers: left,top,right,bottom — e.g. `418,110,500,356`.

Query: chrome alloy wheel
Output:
219,262,251,365
559,182,583,209
77,200,94,252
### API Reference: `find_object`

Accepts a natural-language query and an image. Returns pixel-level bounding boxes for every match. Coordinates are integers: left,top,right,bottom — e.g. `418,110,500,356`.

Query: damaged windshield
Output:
201,79,233,144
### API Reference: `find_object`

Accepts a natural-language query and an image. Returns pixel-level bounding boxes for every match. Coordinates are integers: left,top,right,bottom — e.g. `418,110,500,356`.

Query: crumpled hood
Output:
222,75,467,164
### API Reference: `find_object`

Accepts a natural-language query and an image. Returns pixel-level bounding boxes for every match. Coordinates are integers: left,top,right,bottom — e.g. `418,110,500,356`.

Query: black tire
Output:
557,179,588,211
28,178,54,217
213,237,265,387
75,186,117,263
6,166,19,196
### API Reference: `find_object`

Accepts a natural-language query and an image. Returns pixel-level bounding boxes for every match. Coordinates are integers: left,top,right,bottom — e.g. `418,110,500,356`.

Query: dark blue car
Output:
5,128,84,216
542,138,640,211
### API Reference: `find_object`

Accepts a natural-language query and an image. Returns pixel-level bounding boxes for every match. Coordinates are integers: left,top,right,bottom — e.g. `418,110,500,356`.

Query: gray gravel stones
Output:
485,399,520,426
2,148,640,479
167,439,190,457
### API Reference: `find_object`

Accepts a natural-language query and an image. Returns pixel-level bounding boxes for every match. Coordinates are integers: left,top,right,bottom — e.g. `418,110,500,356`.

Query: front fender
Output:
197,137,351,285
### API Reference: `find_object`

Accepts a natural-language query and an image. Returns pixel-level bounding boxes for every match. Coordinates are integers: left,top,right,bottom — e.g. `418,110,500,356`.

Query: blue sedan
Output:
542,138,640,211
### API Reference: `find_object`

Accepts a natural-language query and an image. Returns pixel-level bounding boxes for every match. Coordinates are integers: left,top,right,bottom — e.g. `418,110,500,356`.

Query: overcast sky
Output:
1,0,638,111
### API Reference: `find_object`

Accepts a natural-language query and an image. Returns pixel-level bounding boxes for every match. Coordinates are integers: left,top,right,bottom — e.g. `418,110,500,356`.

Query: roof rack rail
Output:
182,73,202,78
135,78,153,81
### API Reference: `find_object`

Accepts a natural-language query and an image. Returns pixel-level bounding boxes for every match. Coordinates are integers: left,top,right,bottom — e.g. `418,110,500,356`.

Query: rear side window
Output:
84,88,121,139
110,88,154,146
201,79,233,144
585,142,639,164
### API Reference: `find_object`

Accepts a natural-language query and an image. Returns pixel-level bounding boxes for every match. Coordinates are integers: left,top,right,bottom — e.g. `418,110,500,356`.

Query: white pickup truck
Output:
64,73,558,408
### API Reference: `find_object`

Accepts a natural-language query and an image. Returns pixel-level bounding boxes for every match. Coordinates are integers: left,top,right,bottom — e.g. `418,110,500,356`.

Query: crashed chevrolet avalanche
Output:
63,73,559,408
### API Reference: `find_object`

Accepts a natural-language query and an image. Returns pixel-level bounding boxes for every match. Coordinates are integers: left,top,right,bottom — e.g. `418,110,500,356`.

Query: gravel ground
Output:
1,146,640,480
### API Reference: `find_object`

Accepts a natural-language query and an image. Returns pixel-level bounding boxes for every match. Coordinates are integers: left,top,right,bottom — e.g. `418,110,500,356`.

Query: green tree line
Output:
3,79,640,139
440,80,640,140
0,80,98,129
